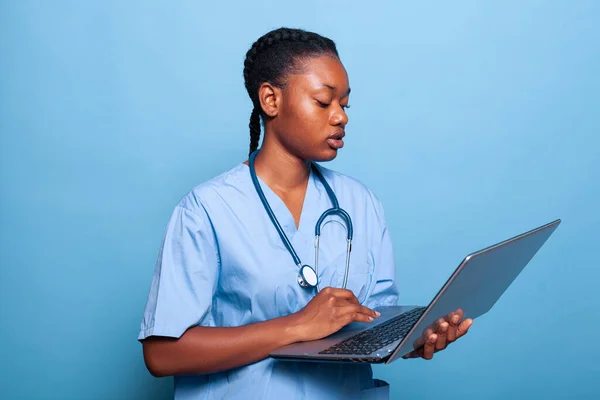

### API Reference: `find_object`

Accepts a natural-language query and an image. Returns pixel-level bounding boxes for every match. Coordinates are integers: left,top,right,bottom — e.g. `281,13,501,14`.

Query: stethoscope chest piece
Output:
297,265,318,288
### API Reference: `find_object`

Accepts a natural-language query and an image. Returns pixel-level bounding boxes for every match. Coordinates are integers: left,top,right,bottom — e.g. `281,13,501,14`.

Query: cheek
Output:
288,99,317,124
286,100,327,138
276,95,332,156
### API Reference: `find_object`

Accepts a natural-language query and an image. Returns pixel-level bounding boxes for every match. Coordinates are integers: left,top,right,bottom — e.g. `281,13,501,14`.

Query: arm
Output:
142,313,300,377
143,287,379,377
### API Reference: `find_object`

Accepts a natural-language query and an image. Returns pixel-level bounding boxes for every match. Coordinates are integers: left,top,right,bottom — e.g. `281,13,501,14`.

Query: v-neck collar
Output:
241,162,320,241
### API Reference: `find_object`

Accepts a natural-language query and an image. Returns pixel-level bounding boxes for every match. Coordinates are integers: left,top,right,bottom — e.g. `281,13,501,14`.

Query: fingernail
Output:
375,311,381,317
369,316,373,321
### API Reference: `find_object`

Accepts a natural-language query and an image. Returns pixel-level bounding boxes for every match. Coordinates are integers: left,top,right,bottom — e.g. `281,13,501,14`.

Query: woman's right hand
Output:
289,287,380,342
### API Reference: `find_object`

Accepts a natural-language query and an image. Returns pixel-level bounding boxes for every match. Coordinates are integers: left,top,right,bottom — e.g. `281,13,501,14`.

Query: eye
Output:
316,99,330,108
341,104,351,110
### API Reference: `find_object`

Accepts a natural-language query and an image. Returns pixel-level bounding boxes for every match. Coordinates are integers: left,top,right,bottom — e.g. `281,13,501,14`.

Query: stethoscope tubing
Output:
249,150,353,290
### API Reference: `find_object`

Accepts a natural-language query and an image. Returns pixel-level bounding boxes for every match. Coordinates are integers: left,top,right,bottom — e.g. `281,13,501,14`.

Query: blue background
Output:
1,1,598,399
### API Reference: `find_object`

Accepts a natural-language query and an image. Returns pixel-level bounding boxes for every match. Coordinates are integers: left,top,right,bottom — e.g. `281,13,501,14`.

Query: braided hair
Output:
243,28,339,157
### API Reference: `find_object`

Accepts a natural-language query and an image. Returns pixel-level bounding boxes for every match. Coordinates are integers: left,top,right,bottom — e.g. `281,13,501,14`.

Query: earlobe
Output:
258,83,279,118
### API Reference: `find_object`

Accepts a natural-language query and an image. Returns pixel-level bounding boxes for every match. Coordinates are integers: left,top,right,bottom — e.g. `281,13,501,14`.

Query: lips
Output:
327,131,345,149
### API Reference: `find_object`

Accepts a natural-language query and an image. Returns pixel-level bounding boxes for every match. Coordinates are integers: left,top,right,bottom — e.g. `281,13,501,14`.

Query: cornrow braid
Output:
249,107,261,156
242,27,339,157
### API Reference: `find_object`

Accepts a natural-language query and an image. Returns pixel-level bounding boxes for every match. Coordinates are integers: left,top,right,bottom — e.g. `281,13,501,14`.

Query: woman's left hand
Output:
403,308,473,360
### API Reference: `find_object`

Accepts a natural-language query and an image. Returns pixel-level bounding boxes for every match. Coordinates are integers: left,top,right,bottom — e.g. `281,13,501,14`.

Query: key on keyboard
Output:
318,306,426,355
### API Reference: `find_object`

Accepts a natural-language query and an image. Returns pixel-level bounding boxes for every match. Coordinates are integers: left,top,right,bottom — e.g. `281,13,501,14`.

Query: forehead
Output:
287,55,349,92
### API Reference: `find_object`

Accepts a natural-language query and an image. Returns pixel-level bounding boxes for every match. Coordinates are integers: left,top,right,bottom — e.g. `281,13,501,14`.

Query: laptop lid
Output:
386,219,561,363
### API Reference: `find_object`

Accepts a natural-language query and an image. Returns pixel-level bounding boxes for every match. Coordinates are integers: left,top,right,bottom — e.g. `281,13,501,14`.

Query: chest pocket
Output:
314,217,374,304
319,248,373,304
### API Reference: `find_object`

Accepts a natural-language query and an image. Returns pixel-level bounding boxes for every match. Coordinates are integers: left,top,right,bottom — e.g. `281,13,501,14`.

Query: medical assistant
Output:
138,161,400,399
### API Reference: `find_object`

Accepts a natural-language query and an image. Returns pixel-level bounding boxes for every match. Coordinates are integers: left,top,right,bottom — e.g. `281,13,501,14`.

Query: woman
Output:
138,27,472,399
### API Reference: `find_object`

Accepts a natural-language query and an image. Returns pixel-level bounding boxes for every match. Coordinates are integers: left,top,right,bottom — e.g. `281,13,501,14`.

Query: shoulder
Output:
315,163,386,221
175,163,248,215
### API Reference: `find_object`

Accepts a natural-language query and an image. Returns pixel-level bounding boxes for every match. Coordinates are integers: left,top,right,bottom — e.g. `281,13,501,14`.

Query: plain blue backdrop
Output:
1,1,598,399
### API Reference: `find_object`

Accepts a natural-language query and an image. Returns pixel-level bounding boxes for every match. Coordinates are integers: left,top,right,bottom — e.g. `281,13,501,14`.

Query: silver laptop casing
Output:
270,219,561,364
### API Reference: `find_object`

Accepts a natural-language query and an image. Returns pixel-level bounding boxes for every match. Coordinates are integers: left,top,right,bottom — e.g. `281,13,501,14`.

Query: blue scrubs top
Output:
138,162,399,399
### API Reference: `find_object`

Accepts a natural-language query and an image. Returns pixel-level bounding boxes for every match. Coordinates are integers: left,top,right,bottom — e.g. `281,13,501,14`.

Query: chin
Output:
310,148,339,162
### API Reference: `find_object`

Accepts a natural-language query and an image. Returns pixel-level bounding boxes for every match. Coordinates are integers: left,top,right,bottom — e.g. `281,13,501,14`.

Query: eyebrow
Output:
320,83,351,97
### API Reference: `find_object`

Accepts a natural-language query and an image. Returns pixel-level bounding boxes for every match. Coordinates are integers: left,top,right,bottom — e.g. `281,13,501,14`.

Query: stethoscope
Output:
249,150,353,292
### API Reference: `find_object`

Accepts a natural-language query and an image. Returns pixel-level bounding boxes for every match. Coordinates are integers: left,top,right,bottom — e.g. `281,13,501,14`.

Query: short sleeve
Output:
138,204,219,341
364,198,400,309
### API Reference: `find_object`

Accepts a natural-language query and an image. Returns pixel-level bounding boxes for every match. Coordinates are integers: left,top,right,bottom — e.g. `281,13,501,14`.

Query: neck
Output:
250,136,311,192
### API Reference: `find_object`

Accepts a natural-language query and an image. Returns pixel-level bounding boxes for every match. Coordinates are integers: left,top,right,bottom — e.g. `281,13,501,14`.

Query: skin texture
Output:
141,55,472,377
249,55,350,228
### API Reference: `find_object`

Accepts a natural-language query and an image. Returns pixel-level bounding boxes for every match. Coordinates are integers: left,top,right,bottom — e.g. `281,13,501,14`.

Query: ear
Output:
257,82,281,118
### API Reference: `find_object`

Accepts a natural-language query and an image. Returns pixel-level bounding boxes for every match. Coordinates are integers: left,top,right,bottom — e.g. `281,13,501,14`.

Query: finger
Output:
411,324,433,351
323,293,359,310
328,287,360,304
435,322,449,350
422,334,437,360
323,287,361,305
333,298,356,308
337,304,379,319
444,308,464,323
411,335,425,350
446,313,461,342
403,349,423,359
340,294,360,306
422,326,434,340
428,317,445,336
456,318,473,339
434,317,446,329
443,310,455,330
341,312,374,326
354,303,379,318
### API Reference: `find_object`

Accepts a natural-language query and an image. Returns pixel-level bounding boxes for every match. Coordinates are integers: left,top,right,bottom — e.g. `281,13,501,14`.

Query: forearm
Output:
142,313,302,377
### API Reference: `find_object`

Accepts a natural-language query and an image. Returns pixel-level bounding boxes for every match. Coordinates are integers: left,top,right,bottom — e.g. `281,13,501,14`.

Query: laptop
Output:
270,219,561,364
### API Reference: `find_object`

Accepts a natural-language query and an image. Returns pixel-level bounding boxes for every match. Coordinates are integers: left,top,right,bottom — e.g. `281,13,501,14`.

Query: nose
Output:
330,105,349,128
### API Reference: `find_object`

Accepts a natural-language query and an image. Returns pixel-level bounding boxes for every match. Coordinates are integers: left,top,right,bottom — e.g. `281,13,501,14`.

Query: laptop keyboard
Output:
318,306,427,355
